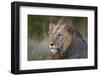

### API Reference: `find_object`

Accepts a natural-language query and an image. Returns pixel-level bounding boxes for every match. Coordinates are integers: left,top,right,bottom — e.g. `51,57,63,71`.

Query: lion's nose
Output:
50,42,55,46
51,43,54,46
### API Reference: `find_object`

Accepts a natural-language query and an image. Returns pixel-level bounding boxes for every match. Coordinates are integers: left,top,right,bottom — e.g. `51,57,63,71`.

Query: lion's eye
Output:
58,33,62,37
50,32,53,35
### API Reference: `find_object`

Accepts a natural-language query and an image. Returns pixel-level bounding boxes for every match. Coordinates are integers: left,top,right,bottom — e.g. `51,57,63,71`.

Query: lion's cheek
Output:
62,36,72,52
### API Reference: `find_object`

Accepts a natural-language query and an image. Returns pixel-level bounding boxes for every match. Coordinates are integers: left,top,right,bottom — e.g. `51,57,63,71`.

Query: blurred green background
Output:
28,15,88,61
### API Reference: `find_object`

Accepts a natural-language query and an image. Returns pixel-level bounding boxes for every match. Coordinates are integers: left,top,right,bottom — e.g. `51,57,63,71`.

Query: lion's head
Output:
49,18,74,59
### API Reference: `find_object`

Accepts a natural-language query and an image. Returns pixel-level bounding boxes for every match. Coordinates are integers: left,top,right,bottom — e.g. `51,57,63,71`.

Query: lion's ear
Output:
49,23,55,31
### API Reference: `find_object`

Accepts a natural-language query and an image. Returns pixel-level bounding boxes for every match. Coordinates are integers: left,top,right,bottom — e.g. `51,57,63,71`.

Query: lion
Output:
49,17,87,59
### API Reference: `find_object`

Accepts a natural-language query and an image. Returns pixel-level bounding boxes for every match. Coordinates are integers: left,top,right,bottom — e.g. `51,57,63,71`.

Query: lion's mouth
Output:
51,46,61,49
50,48,61,54
55,48,61,51
50,47,61,50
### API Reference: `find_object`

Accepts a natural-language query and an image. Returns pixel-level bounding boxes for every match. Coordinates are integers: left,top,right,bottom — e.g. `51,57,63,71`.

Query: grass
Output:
28,38,50,61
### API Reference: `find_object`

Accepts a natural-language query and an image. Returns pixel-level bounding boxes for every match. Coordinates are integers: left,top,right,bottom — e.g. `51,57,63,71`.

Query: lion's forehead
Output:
53,25,65,34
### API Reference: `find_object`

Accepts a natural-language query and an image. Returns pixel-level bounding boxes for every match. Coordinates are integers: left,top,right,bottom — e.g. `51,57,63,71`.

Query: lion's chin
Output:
50,49,58,54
